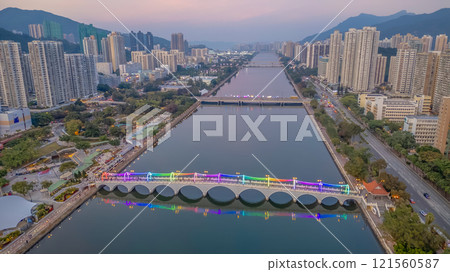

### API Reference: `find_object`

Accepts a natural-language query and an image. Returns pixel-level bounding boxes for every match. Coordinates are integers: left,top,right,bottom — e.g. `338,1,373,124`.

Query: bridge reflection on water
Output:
98,193,363,223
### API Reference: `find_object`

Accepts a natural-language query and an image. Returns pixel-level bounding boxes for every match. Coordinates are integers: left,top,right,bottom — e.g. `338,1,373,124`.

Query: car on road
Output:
409,198,416,204
419,210,428,217
423,193,430,199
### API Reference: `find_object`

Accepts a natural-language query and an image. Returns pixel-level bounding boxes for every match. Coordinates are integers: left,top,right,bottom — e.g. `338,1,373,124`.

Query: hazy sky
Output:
1,0,449,42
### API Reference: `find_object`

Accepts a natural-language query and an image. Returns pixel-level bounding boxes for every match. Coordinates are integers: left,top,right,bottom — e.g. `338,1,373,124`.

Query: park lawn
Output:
36,142,65,158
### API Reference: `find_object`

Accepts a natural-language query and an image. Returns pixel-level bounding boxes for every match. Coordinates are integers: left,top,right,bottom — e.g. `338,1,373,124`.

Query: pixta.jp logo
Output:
126,105,172,151
193,114,323,142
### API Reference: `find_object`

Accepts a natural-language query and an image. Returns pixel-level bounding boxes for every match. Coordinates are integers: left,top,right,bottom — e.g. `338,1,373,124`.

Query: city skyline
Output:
0,0,449,42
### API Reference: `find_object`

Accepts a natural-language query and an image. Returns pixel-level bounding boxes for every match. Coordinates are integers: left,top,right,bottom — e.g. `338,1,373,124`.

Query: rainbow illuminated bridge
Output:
97,171,364,206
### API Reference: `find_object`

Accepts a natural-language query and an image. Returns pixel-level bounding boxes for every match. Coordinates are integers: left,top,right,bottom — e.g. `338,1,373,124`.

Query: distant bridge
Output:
97,171,363,206
198,97,304,106
245,61,283,68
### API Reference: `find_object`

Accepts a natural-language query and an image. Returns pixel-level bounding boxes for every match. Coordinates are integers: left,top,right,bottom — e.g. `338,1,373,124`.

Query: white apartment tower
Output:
104,32,126,72
28,41,69,108
388,43,417,95
352,27,380,92
432,50,450,113
65,54,98,99
325,30,342,85
0,41,28,108
374,54,387,86
341,28,358,89
83,35,99,56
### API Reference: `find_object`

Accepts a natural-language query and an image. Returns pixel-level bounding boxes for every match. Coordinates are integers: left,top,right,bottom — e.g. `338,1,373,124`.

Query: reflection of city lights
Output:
101,198,350,222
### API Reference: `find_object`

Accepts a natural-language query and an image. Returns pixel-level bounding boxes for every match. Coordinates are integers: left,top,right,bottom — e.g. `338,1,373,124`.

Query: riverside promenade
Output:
1,184,97,254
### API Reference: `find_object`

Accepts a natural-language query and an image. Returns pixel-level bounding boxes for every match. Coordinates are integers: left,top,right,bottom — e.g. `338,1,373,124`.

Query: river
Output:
28,52,383,254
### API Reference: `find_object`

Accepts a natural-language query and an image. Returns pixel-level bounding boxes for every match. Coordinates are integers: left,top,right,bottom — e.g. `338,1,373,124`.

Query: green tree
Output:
84,122,101,137
310,99,319,109
59,161,77,172
0,169,7,178
387,131,416,150
40,180,53,189
109,139,120,146
109,126,125,138
118,82,132,89
370,159,387,177
12,181,33,196
31,112,54,127
75,141,91,150
97,83,111,92
65,119,83,136
344,157,368,180
366,111,374,121
383,204,444,253
1,139,39,168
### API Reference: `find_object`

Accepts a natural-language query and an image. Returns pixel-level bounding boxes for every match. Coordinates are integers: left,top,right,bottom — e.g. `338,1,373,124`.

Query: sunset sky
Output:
1,0,449,42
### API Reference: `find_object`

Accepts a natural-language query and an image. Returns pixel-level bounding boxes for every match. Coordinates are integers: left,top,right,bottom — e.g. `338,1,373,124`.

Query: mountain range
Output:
0,7,170,47
301,8,450,43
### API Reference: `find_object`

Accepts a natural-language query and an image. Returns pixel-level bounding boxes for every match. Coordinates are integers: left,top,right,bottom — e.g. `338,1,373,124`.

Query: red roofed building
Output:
363,181,389,197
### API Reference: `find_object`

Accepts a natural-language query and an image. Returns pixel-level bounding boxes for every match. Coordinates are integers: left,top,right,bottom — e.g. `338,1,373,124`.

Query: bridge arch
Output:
132,185,151,196
238,189,266,206
320,196,341,208
206,186,236,204
297,194,319,207
178,185,203,202
268,192,293,206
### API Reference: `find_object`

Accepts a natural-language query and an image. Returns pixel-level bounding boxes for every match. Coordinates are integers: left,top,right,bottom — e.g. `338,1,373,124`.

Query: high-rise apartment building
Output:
65,54,98,99
325,30,342,85
421,35,433,53
171,33,185,52
0,41,28,108
283,41,295,59
374,54,387,86
318,57,328,78
434,96,450,154
43,20,63,40
432,50,450,113
379,38,391,48
294,44,303,62
131,51,156,70
83,35,99,56
28,41,69,107
388,43,417,95
152,50,178,72
412,51,440,100
28,24,43,39
101,37,110,63
390,34,403,49
145,32,154,50
21,53,34,94
341,28,358,89
434,34,448,52
105,32,126,72
79,23,109,54
306,42,322,68
351,27,380,92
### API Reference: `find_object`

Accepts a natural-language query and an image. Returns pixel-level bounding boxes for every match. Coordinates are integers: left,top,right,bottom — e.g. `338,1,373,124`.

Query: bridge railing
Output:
99,172,358,196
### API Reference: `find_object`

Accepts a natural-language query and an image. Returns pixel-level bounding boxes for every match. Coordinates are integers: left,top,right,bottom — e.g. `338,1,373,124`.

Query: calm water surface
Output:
28,53,383,254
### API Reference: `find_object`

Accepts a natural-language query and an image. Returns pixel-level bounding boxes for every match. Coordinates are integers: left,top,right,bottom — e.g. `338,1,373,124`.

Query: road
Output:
309,79,450,234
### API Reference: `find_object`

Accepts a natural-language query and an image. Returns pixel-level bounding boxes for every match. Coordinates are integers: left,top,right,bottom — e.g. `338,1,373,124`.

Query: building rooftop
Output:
363,181,389,196
405,115,438,120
